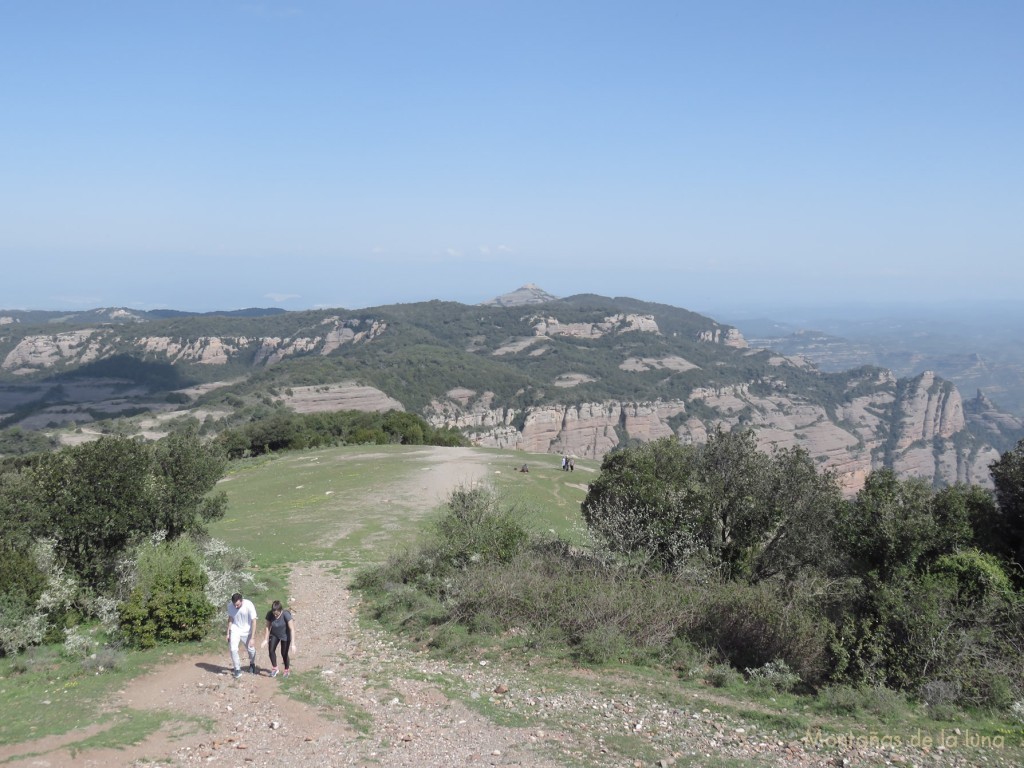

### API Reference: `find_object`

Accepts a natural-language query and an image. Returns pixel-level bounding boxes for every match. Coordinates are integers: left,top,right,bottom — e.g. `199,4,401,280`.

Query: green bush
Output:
575,625,630,665
707,663,743,688
814,684,862,716
694,581,831,686
0,546,48,614
930,549,1014,602
118,538,216,648
432,486,530,572
814,685,910,723
427,624,474,657
745,659,801,693
445,546,700,661
665,636,712,677
368,584,447,633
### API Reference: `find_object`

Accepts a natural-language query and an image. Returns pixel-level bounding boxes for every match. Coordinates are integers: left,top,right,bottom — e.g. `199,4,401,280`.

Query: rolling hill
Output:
2,288,1021,493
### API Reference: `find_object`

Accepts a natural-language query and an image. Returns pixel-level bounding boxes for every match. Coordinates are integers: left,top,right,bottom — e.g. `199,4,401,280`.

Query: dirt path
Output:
2,449,578,768
4,448,1017,768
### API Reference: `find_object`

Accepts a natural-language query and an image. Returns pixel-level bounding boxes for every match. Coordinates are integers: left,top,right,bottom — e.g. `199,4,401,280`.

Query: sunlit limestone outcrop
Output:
530,313,661,339
0,318,387,373
424,371,1003,495
3,329,107,373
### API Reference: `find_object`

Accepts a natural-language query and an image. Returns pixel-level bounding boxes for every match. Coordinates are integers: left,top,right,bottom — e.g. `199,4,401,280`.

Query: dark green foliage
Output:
694,581,833,686
118,539,216,648
0,427,58,456
840,571,1022,706
580,437,702,571
579,436,1024,707
989,438,1024,569
582,430,844,579
839,470,941,581
433,486,530,571
9,432,227,591
0,545,47,609
827,471,1024,704
0,469,48,549
152,426,228,539
0,544,49,655
31,437,159,588
215,409,467,459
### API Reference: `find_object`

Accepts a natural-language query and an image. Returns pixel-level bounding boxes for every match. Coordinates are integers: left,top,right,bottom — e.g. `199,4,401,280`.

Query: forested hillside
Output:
2,293,1022,492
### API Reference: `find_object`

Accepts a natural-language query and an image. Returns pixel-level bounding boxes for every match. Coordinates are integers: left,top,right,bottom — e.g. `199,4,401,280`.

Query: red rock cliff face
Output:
424,370,1002,495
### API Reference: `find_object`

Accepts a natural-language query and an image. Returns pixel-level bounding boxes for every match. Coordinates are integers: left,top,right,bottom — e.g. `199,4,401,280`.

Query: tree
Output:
581,437,701,571
690,429,775,577
30,437,158,588
25,434,228,590
582,430,844,579
989,438,1024,568
151,426,227,539
751,445,844,582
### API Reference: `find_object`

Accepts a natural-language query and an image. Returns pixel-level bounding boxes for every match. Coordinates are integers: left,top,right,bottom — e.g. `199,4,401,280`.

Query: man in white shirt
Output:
227,592,259,678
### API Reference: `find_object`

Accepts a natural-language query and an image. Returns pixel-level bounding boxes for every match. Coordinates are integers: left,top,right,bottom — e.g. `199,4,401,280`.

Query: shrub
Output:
745,659,801,693
920,680,961,709
433,486,530,572
815,685,862,716
574,625,630,665
1010,700,1024,725
694,581,831,686
427,624,474,657
665,636,712,678
814,685,909,722
853,685,909,723
445,545,701,663
118,538,216,648
199,538,263,603
707,663,743,688
368,584,447,633
62,627,93,659
847,573,1024,706
80,647,124,674
0,539,54,605
0,539,80,656
0,590,48,656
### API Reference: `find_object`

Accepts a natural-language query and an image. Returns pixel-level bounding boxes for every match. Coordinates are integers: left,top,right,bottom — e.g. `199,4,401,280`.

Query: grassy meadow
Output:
0,444,592,756
208,444,593,571
5,443,1024,766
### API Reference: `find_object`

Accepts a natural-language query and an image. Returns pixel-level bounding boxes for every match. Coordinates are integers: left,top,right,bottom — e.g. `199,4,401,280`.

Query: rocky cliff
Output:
1,317,387,374
2,293,1020,494
424,369,1011,494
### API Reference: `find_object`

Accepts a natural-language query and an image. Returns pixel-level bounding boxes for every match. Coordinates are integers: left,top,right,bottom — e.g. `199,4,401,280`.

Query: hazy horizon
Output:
3,2,1022,314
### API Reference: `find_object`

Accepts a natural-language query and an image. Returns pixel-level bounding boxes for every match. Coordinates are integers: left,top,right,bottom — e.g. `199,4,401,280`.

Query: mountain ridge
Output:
1,290,1021,493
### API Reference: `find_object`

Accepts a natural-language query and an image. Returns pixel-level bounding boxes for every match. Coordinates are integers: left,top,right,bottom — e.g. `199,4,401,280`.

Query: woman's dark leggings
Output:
268,636,291,669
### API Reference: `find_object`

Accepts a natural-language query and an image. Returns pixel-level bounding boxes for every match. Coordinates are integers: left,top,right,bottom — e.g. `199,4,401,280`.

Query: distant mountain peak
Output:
480,284,559,307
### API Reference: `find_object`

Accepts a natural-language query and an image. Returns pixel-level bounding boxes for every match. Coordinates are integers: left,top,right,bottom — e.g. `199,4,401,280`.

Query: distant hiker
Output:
261,599,297,678
227,592,259,678
569,458,575,472
561,455,568,471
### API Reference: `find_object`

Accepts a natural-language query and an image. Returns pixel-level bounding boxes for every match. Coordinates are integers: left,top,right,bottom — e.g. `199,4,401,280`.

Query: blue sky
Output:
2,1,1021,314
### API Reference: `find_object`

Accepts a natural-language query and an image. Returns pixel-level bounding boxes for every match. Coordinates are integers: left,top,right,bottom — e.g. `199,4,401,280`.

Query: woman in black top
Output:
260,600,297,677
